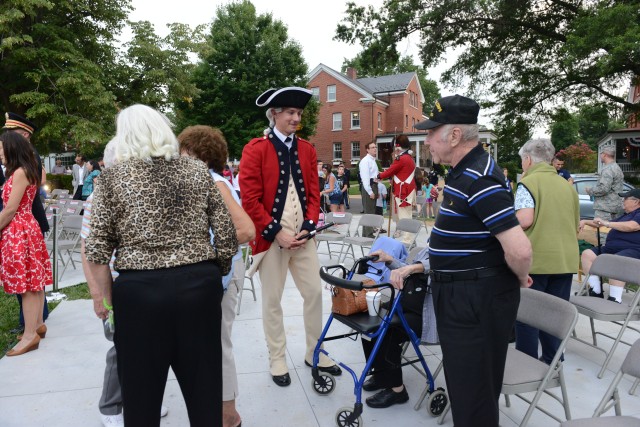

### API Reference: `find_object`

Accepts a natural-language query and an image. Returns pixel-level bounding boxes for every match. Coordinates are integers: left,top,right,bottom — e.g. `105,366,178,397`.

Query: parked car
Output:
571,174,636,219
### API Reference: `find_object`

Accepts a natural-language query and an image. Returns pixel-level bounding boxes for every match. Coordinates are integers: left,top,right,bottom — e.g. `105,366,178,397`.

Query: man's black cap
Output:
3,112,36,134
618,188,640,199
415,95,480,130
256,87,312,109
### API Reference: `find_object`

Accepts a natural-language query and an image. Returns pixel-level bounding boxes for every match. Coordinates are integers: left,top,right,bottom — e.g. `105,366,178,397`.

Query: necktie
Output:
285,137,292,143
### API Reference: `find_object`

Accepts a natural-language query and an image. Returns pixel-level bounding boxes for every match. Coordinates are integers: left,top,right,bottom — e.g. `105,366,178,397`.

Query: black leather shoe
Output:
588,288,604,298
365,387,409,408
272,373,291,387
607,296,621,304
304,361,342,376
362,376,384,392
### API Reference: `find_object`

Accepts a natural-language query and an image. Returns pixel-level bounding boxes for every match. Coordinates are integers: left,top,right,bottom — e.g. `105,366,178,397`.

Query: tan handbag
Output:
330,279,376,315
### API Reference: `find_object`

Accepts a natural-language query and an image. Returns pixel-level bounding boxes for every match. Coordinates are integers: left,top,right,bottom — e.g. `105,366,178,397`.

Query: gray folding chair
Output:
315,212,352,259
414,195,427,218
501,288,579,426
394,218,424,251
47,214,83,278
570,254,640,378
560,338,640,427
437,288,580,426
236,244,257,315
339,214,384,263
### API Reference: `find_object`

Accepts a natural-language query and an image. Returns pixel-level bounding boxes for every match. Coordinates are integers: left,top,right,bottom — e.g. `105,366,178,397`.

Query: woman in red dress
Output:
0,131,52,356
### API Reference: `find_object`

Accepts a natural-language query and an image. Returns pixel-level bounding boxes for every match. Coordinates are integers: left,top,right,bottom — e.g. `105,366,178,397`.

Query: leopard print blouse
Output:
84,156,237,276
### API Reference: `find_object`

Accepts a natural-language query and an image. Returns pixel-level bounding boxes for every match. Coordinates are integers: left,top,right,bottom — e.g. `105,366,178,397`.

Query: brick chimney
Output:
346,67,357,80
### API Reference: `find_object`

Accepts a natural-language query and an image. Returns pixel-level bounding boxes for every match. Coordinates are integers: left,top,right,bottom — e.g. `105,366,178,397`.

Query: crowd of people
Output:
0,86,639,427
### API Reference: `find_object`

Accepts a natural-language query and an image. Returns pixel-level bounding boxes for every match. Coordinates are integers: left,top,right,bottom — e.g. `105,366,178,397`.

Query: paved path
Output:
1,216,639,426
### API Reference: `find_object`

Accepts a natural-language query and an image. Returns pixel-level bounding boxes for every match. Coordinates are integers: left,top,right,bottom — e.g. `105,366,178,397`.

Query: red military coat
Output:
378,151,417,208
239,133,320,255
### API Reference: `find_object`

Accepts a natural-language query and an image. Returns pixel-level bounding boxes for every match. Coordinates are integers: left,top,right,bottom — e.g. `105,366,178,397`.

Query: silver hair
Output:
519,138,556,164
440,124,479,143
115,104,179,162
263,107,283,136
102,138,119,168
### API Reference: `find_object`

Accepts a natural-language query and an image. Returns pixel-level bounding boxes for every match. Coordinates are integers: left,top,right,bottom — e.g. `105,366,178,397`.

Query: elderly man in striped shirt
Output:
415,95,532,427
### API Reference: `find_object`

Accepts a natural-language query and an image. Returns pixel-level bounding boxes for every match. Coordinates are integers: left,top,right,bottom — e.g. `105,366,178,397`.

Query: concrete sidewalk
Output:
1,217,639,426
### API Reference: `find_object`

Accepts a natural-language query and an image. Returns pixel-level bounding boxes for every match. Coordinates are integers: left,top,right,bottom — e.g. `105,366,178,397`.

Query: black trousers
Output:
72,185,83,200
361,277,426,388
432,271,519,427
113,260,223,427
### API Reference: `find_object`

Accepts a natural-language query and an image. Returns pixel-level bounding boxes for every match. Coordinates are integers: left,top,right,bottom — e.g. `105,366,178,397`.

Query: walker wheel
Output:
312,373,336,395
427,388,448,416
335,406,362,427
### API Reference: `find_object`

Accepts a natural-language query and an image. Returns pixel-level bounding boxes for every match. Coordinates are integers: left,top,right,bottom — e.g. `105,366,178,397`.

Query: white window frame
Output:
333,142,342,160
351,141,360,161
311,87,320,101
332,112,342,130
377,112,382,130
327,85,336,102
350,111,360,129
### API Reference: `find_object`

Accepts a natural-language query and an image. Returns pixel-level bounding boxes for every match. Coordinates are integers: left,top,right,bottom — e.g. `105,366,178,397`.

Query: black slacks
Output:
113,260,223,427
361,276,427,388
432,271,519,427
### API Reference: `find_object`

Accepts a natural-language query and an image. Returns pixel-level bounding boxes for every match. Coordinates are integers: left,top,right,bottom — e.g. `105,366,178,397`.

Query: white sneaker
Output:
161,405,169,417
101,413,124,427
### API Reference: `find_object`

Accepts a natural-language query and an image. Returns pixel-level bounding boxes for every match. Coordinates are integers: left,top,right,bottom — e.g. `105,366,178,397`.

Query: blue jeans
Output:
515,273,573,364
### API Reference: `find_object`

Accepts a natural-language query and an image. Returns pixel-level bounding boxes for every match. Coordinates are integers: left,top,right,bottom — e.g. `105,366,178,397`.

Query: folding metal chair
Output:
315,212,353,260
437,288,579,426
339,214,384,263
236,244,257,315
394,218,424,251
47,214,83,278
561,338,640,426
414,195,427,218
570,254,640,378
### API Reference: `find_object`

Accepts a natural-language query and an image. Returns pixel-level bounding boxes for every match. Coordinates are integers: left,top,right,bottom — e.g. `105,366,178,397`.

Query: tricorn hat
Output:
256,87,313,109
415,95,480,130
3,112,36,134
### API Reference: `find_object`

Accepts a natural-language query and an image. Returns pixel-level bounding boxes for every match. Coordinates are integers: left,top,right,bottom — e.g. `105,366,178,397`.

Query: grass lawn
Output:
0,283,91,358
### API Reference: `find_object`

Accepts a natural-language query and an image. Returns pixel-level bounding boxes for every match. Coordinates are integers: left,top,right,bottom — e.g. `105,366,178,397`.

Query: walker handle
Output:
320,266,364,291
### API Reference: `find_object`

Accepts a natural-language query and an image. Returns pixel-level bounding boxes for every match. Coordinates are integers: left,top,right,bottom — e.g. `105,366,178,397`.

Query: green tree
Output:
336,0,640,125
1,0,131,154
341,54,440,115
550,108,580,151
176,0,314,159
494,116,532,165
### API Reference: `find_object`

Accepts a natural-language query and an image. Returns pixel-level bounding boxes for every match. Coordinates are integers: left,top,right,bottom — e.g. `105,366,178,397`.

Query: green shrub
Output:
45,174,74,193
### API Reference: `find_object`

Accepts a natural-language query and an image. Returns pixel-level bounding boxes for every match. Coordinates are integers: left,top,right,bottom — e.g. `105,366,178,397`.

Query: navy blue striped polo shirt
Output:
429,144,519,270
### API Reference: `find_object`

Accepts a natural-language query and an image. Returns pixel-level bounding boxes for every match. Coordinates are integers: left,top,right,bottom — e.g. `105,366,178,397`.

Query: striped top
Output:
429,144,519,270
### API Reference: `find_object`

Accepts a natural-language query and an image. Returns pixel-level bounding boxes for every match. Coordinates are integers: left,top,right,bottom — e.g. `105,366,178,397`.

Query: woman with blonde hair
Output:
84,105,237,426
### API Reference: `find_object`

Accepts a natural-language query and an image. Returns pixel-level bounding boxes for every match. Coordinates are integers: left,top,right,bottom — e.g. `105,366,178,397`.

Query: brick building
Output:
307,64,428,168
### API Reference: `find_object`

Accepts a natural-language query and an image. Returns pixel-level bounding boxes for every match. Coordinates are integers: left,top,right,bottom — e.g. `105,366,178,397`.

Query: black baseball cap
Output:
618,189,640,199
415,95,480,130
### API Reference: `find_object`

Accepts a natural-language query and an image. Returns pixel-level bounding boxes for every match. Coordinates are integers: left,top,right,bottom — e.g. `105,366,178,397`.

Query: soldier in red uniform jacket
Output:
378,134,417,243
239,87,341,387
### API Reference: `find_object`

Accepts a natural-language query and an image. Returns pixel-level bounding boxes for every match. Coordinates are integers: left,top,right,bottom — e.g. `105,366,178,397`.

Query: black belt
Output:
430,266,511,282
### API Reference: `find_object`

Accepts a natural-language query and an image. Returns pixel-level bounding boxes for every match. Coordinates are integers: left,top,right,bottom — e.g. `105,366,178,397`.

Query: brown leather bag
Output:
330,278,376,315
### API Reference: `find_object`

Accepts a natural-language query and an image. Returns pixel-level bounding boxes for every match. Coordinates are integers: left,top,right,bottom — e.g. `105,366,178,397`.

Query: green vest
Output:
519,162,579,274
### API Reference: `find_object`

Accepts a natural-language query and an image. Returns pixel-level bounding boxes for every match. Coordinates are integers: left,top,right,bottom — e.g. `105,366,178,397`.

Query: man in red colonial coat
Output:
378,134,417,243
239,87,341,387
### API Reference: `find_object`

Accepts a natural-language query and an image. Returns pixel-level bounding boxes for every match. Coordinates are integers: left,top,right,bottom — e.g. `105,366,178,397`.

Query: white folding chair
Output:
561,338,640,427
570,254,640,378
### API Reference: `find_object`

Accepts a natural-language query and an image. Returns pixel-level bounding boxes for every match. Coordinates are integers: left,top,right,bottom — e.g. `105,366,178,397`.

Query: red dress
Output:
1,175,52,294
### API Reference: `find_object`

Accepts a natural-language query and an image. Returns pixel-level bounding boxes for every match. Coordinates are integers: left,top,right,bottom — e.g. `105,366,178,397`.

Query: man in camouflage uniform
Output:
586,145,624,220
